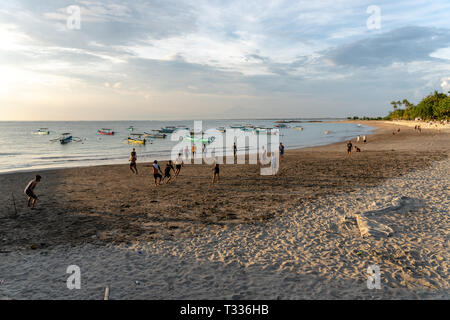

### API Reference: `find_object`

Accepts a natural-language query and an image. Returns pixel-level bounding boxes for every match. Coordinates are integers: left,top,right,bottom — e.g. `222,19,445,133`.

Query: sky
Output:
0,0,450,120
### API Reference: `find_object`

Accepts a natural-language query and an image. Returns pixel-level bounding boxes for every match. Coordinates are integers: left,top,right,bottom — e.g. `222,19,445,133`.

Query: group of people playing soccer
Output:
129,148,220,186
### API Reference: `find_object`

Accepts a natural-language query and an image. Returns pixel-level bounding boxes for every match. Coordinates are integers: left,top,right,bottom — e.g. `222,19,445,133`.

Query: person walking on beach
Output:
164,160,175,184
174,153,184,177
233,142,237,158
279,142,285,160
129,148,138,175
24,175,41,209
191,144,196,159
363,135,367,143
152,160,163,186
346,141,353,157
356,135,360,142
212,161,220,184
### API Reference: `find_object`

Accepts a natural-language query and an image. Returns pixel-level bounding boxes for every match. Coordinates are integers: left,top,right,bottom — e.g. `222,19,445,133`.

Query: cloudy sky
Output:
1,0,450,120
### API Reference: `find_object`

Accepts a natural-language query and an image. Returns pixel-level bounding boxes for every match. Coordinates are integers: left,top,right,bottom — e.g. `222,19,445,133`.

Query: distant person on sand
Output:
279,142,285,159
212,161,220,184
356,135,360,142
152,160,163,186
192,144,196,158
129,148,138,175
347,141,353,156
233,142,237,158
164,160,175,184
174,153,184,177
24,175,41,209
363,135,367,143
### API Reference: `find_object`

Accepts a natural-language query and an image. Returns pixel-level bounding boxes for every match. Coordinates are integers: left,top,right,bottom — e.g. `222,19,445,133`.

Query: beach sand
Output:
0,120,448,299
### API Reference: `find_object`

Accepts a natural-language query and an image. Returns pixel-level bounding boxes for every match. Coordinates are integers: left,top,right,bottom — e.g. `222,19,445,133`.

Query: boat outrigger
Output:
97,128,115,135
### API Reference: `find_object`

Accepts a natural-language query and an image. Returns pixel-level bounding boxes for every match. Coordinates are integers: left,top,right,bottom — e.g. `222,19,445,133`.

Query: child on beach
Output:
152,160,163,186
279,143,285,159
129,148,138,175
346,141,353,156
24,175,41,209
212,161,220,184
164,161,175,184
174,153,184,177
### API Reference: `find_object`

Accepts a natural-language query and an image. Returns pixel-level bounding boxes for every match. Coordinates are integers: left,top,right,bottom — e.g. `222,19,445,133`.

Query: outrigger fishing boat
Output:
51,133,82,145
128,126,135,132
184,135,215,144
97,128,115,135
274,123,290,128
144,130,167,139
216,126,226,133
160,126,176,134
34,128,50,135
127,133,147,144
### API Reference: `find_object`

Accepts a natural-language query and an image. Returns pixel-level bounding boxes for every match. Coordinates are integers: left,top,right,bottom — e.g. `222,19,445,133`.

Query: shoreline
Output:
0,123,375,176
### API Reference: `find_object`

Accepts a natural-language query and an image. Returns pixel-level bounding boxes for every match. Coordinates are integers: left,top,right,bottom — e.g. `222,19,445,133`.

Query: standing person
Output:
24,175,41,209
347,141,353,157
233,142,237,158
356,135,360,142
363,135,367,143
164,160,175,184
129,148,138,175
212,160,220,184
191,144,196,159
152,160,163,186
279,142,285,159
174,153,184,177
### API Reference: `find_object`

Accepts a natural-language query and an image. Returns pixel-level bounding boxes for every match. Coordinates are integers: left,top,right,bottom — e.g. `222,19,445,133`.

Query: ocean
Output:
0,119,373,174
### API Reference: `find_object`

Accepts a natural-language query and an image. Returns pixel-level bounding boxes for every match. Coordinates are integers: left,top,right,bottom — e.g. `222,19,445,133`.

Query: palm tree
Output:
391,101,397,110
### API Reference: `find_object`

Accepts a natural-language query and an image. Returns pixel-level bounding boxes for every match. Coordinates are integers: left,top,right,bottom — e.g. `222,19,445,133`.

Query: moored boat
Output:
98,128,115,135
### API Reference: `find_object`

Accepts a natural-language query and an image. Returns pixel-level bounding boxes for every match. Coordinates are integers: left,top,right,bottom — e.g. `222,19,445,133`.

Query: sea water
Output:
0,120,373,174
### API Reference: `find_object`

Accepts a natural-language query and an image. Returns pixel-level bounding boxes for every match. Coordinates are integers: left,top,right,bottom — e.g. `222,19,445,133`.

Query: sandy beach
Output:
0,120,448,299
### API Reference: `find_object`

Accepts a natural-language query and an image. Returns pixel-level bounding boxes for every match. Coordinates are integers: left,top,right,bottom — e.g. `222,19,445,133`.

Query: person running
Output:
164,160,175,184
152,160,163,186
346,140,353,157
174,153,184,177
129,148,138,175
212,161,220,184
279,142,285,159
24,175,41,209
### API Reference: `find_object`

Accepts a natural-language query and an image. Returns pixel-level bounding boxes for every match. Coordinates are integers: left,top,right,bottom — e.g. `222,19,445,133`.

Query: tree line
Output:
386,91,450,120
